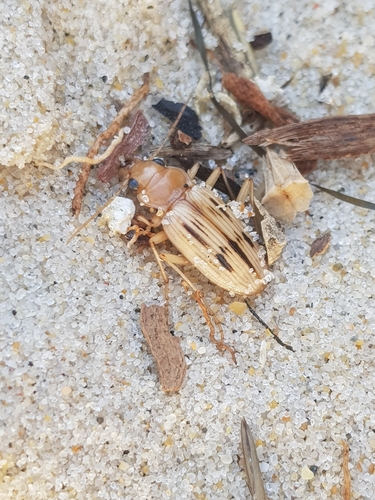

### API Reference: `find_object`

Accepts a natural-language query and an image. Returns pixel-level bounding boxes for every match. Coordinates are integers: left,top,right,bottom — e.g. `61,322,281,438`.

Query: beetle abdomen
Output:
162,184,272,296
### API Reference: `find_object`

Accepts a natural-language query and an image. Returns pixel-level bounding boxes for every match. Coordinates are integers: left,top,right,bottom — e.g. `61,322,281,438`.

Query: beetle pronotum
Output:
121,156,278,361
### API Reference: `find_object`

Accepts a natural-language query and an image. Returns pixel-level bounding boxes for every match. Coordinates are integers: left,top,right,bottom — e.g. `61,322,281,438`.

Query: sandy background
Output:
1,0,375,498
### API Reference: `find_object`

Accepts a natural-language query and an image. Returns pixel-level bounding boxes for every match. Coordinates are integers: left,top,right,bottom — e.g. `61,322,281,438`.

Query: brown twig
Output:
71,77,149,215
244,114,375,161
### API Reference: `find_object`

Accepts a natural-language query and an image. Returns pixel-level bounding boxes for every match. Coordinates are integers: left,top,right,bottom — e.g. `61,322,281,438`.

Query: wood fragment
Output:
140,304,187,394
251,31,273,51
244,114,375,161
169,130,193,151
240,418,267,500
310,232,332,258
71,77,149,215
97,110,149,182
223,73,286,127
342,440,351,500
149,144,232,161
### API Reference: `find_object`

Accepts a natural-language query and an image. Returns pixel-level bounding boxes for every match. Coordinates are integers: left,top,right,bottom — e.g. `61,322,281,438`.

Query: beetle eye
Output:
153,157,165,167
128,178,139,190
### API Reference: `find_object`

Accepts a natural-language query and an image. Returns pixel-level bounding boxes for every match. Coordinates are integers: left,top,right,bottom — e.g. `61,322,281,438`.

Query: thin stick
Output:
245,300,294,352
221,168,236,201
152,92,194,159
66,178,129,244
71,77,149,215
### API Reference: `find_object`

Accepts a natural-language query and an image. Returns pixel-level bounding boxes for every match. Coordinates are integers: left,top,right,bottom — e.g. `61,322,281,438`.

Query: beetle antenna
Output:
152,91,194,159
245,300,295,352
66,177,129,244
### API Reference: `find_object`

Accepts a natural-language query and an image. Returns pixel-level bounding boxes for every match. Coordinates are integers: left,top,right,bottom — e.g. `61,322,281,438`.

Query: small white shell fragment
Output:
101,197,135,235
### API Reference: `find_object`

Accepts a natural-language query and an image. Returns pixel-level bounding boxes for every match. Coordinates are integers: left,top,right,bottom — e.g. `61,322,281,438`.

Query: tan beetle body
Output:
127,159,273,297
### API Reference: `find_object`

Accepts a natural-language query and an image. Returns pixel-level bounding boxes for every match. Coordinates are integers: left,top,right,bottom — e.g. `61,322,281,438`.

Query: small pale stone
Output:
119,461,130,471
61,386,72,396
301,467,315,480
220,454,232,465
228,301,247,315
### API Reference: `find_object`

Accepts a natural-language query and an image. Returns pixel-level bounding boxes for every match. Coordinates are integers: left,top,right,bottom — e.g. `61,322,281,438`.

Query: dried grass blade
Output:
244,114,375,161
188,0,257,151
97,110,149,182
240,418,267,500
311,183,375,211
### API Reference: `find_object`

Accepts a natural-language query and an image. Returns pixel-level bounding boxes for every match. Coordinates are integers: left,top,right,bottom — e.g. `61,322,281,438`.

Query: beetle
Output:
122,157,275,359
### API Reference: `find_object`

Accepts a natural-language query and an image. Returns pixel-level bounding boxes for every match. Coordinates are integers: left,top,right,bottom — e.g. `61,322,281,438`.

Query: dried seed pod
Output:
223,73,286,127
261,147,313,222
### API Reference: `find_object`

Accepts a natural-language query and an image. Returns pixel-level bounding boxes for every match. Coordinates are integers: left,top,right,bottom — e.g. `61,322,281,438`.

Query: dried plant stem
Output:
152,93,193,159
196,0,256,79
38,129,125,171
71,78,149,215
342,440,351,500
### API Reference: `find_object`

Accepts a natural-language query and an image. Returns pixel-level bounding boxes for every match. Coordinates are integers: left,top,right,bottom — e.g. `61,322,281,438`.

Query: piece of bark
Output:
223,73,286,127
149,144,232,161
71,77,149,215
97,111,149,182
310,232,331,258
261,147,313,222
140,304,186,394
169,129,193,150
244,114,375,161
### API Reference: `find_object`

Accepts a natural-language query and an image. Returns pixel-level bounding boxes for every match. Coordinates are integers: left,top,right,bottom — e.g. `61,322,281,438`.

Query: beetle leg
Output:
136,213,163,228
205,166,223,188
126,224,151,247
205,167,236,202
236,177,254,205
159,254,236,363
187,162,200,180
148,236,170,305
